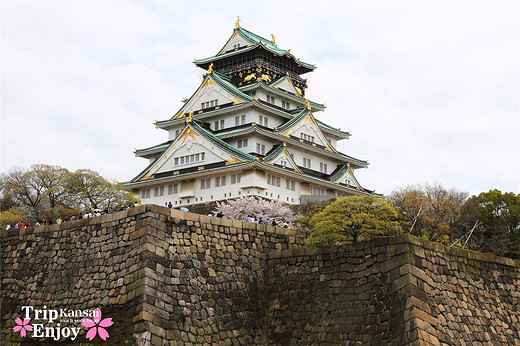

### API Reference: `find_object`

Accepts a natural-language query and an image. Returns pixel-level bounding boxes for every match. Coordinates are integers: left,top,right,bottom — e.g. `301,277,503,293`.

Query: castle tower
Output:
125,19,378,207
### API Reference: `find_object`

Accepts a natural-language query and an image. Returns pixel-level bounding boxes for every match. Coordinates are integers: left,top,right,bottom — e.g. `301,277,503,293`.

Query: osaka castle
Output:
125,19,378,207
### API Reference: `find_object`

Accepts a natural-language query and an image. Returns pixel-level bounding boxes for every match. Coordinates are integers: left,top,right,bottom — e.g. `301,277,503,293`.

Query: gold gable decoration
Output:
202,78,216,90
139,172,154,181
244,74,256,82
235,16,240,29
208,63,214,74
226,156,243,165
179,127,198,143
259,74,271,83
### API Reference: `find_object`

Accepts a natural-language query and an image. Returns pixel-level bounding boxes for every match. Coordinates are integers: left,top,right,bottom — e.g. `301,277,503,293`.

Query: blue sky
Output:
1,1,519,196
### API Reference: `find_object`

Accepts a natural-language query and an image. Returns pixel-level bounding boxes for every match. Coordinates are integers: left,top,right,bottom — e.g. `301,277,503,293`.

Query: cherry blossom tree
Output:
214,196,298,226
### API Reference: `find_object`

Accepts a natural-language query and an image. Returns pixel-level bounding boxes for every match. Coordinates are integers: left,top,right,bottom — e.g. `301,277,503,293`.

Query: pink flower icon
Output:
81,309,113,341
13,317,33,337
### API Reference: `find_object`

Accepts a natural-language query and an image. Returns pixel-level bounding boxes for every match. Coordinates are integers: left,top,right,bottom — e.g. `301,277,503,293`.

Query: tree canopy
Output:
387,183,468,241
305,196,402,251
459,190,520,259
1,164,137,228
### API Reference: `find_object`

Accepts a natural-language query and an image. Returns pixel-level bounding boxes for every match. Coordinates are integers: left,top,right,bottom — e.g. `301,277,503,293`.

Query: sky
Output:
1,1,519,197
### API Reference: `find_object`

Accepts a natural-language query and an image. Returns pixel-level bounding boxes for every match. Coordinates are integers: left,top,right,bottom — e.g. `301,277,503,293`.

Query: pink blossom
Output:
81,309,113,340
13,317,33,337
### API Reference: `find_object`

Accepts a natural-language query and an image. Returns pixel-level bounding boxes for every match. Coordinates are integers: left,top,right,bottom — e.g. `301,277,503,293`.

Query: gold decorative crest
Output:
202,78,215,90
259,74,271,83
226,156,243,165
207,63,214,74
235,16,240,29
244,74,256,82
179,128,197,143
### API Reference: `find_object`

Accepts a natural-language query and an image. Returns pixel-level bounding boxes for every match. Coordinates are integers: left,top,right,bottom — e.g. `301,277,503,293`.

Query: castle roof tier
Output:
194,24,315,97
125,21,379,206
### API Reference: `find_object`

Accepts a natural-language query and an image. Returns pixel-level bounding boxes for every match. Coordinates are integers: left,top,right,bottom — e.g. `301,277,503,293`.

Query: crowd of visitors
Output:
207,212,289,228
4,202,143,231
4,201,289,231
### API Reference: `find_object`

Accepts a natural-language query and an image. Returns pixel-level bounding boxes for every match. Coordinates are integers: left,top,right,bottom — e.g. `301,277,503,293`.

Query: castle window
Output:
237,139,248,148
282,100,290,109
266,95,275,104
215,176,227,187
311,186,325,196
140,189,150,199
303,157,311,169
256,143,265,155
175,129,180,138
231,173,241,184
259,115,268,127
214,119,224,130
267,174,281,187
168,184,178,194
202,99,218,110
175,152,205,166
286,180,295,191
320,163,328,174
301,133,315,143
234,43,240,49
201,179,211,189
154,186,164,197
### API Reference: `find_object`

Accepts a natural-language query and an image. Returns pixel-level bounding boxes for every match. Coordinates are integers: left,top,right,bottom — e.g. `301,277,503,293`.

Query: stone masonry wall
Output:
262,235,520,345
1,205,519,345
1,205,305,345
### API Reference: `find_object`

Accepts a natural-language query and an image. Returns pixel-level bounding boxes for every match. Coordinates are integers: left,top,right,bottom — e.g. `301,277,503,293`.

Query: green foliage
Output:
1,164,137,223
0,207,26,230
460,190,520,259
294,199,336,233
387,183,468,241
305,196,402,251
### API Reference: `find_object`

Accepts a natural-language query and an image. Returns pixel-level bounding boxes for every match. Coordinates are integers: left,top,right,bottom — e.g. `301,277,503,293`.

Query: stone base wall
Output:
1,205,304,345
262,236,520,345
1,205,519,345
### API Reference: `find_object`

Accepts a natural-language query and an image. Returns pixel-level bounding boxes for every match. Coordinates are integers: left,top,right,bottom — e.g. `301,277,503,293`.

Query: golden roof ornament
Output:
235,16,241,29
208,63,214,74
304,99,311,110
186,109,194,123
271,34,276,43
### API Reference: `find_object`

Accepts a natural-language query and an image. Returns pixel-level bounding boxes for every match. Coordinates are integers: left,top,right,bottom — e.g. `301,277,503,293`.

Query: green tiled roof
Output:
194,27,315,71
167,71,252,121
315,118,350,137
189,119,256,162
135,140,172,155
238,82,326,110
211,71,253,103
262,143,285,162
328,164,350,182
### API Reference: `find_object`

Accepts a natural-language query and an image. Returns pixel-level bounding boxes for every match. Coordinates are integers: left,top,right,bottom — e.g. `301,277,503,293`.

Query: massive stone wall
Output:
262,236,520,344
1,205,304,345
1,205,519,345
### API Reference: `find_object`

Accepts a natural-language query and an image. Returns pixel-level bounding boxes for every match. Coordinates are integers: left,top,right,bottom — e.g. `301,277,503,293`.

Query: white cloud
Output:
1,1,518,196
